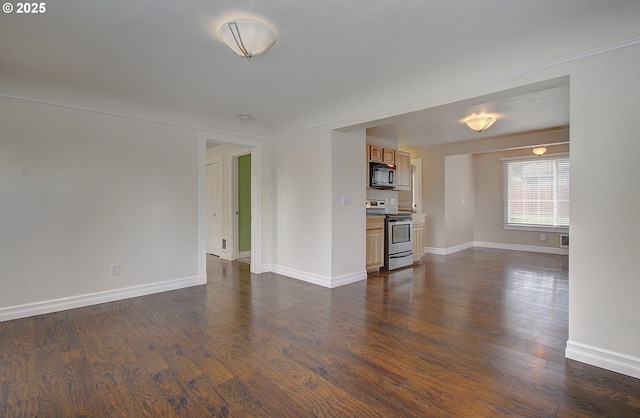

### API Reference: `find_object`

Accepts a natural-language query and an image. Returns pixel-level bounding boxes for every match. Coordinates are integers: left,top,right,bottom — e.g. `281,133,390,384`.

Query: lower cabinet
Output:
412,213,426,261
366,216,385,271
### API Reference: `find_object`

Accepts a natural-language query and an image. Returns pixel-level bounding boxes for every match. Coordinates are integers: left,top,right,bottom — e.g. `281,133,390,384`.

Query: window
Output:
503,154,569,230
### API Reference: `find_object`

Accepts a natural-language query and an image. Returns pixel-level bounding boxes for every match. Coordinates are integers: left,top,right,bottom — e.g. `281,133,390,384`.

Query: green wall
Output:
238,154,251,253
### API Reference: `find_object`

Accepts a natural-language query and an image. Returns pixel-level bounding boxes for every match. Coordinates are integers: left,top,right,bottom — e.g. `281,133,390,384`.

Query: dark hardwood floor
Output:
2,248,640,417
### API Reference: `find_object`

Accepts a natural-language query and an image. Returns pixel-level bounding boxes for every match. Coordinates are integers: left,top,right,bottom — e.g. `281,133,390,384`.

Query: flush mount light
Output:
464,114,497,133
239,114,252,122
532,146,547,156
219,19,276,60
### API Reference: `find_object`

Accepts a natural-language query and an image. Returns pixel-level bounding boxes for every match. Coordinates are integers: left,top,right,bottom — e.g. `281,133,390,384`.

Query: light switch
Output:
341,195,351,205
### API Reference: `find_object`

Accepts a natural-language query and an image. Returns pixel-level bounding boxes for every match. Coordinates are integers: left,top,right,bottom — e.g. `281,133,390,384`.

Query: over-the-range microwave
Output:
370,162,396,189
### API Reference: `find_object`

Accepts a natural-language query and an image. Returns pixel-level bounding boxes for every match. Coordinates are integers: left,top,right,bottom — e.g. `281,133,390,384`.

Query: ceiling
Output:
366,77,570,147
1,1,639,143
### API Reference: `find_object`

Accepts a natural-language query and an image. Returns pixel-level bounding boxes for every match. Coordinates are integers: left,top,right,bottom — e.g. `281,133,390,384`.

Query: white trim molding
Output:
267,265,366,288
475,241,569,255
0,275,205,323
424,241,569,256
424,241,474,255
566,340,640,379
331,271,368,288
424,246,446,255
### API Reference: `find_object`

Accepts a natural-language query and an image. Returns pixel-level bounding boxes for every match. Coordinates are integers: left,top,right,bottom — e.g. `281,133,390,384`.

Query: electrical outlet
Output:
111,264,120,276
540,234,546,241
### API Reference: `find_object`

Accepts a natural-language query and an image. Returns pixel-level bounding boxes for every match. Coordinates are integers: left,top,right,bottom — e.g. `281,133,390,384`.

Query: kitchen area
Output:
365,140,426,272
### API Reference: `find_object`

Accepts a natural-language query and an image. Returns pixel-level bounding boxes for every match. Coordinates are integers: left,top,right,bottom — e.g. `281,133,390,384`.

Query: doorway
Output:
206,157,222,256
236,153,251,264
201,138,262,275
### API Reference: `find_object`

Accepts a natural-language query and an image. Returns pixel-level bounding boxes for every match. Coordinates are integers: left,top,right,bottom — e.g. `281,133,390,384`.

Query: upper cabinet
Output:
382,148,395,165
369,145,395,165
369,145,383,162
366,143,410,191
394,151,411,191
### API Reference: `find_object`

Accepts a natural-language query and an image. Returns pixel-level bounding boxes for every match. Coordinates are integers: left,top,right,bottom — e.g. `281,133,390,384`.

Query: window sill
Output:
503,224,569,234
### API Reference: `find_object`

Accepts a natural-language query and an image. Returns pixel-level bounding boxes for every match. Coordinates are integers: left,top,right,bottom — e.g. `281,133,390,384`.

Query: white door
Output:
206,161,222,256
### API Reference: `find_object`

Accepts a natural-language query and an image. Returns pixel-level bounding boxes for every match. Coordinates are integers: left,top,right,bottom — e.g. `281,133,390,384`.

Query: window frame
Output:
502,152,570,233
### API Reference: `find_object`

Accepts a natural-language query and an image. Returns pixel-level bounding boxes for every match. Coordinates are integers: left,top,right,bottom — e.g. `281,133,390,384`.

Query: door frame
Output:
206,156,223,256
231,150,252,261
198,133,263,277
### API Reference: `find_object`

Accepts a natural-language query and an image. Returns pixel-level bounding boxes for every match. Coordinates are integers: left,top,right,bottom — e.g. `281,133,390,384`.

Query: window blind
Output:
503,155,570,228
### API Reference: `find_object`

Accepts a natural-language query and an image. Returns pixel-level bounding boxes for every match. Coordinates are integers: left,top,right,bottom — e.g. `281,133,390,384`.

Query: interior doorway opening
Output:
235,153,251,264
202,138,261,274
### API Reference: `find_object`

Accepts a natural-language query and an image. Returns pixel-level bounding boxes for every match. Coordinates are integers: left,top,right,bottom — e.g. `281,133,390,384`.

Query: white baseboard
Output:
0,275,205,322
330,270,368,288
238,251,251,259
424,246,446,255
251,263,268,274
425,241,569,256
266,265,366,288
424,241,474,255
269,265,331,287
475,241,569,255
566,340,640,379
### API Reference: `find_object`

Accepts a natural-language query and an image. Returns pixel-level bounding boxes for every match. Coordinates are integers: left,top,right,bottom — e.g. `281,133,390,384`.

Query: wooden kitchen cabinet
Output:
366,216,385,271
369,145,383,162
395,151,411,191
412,213,426,261
382,148,395,165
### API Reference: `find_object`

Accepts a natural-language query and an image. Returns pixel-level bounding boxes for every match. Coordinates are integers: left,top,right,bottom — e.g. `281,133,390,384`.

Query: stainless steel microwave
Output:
370,162,396,189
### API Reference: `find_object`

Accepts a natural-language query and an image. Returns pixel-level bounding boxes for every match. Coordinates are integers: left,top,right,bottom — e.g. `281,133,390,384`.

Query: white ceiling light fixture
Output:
532,146,547,156
464,114,497,133
219,19,276,60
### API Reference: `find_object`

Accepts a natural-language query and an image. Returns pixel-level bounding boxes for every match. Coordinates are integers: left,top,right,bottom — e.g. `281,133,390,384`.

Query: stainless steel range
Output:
385,214,413,270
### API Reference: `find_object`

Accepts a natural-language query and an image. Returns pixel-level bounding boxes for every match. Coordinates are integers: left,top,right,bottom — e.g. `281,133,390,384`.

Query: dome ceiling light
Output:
533,146,548,156
463,114,497,133
219,19,276,60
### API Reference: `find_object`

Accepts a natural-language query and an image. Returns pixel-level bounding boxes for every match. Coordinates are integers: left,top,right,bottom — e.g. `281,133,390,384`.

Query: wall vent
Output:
560,235,569,248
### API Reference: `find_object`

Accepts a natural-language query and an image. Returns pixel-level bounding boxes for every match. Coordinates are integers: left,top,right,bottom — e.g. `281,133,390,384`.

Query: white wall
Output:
566,44,640,371
444,154,475,248
268,127,333,285
331,129,367,284
266,126,368,287
0,97,202,319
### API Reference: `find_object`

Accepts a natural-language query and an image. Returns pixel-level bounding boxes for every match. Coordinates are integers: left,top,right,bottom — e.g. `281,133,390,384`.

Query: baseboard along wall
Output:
0,275,205,322
425,241,569,256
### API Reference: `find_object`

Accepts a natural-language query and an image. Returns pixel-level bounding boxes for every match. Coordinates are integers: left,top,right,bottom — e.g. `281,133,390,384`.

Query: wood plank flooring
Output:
2,248,640,417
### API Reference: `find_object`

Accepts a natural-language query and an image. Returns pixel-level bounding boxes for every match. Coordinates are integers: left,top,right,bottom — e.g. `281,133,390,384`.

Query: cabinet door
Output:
395,151,411,191
370,145,383,162
382,148,395,165
366,230,384,270
412,225,425,260
366,217,385,271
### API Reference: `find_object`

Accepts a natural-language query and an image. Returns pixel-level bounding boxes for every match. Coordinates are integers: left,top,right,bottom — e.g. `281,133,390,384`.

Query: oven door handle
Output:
389,250,413,259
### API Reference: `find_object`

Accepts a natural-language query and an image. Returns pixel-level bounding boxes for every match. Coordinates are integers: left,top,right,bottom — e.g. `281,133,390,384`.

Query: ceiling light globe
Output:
464,115,497,133
219,19,276,59
532,146,547,156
